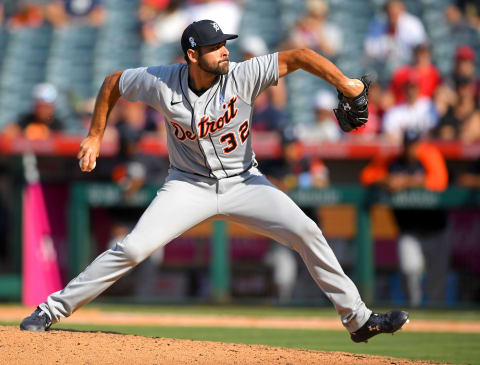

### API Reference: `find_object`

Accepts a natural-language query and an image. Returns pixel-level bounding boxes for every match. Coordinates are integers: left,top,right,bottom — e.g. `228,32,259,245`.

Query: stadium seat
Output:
0,26,52,128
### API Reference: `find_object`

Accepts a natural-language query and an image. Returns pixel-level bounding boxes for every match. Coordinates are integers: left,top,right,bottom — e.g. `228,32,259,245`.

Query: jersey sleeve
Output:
231,53,279,105
119,67,160,106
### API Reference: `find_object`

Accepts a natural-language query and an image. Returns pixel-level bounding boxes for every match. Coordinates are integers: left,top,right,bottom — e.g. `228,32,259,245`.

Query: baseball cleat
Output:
20,307,52,332
350,310,409,343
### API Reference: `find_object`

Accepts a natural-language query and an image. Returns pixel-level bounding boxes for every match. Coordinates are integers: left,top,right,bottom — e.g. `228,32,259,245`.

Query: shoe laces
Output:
34,308,52,326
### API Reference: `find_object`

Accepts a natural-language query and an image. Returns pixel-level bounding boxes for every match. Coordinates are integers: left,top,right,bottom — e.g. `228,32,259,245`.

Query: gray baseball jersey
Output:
38,53,371,334
119,54,278,179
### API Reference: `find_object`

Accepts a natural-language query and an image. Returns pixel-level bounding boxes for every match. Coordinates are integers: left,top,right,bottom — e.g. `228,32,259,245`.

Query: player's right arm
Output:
78,70,123,172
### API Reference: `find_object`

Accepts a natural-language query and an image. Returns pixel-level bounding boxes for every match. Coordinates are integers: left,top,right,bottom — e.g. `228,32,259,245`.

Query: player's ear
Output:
187,48,199,64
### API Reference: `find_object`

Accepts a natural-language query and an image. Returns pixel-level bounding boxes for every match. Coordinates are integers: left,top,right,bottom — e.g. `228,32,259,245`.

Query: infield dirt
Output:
0,325,442,365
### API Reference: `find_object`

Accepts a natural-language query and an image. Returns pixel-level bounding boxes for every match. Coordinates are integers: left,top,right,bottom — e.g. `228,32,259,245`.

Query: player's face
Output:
197,42,229,75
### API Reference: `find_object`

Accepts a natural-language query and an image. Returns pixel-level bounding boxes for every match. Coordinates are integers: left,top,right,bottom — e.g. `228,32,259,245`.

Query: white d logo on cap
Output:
211,22,220,32
189,37,196,47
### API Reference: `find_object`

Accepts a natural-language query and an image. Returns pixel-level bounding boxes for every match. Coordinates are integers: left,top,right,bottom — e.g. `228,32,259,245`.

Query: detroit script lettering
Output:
169,97,238,141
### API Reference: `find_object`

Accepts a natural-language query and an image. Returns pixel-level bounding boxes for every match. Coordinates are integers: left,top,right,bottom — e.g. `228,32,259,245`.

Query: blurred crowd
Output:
1,0,480,188
0,0,477,139
0,1,480,147
1,0,480,305
0,0,480,145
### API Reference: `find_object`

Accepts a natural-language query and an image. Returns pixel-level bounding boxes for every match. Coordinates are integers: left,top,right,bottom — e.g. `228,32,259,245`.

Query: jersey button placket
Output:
193,103,222,179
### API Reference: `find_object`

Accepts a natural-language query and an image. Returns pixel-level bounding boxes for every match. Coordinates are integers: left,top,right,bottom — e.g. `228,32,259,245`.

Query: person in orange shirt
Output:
361,129,450,306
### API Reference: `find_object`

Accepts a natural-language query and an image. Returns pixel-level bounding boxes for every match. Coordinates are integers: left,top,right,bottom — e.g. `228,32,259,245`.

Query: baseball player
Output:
20,20,408,343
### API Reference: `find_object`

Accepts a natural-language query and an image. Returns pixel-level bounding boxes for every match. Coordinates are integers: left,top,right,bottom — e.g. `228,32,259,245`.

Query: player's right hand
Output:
77,135,101,172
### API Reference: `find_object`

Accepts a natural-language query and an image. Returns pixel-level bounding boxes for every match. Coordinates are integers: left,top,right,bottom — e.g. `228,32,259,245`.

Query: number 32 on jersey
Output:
219,120,250,154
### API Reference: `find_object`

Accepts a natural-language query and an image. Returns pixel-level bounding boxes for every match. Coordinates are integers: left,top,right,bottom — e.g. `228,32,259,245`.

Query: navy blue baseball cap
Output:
181,20,238,55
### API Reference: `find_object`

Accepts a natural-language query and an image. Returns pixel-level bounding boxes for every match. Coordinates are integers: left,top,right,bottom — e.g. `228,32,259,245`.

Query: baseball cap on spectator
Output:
456,45,475,61
239,36,268,57
32,83,57,103
181,20,238,55
314,90,336,110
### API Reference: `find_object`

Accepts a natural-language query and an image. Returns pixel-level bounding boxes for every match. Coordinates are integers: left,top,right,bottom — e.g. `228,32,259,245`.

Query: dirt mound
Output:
2,306,479,333
1,326,440,365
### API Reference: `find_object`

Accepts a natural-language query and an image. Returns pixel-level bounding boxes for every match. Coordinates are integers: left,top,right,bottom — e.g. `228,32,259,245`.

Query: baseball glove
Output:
333,75,372,132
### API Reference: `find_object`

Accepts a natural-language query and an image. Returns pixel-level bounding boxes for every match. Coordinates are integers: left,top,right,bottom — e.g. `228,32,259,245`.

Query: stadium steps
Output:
45,25,99,133
93,0,142,90
238,0,284,49
0,26,52,128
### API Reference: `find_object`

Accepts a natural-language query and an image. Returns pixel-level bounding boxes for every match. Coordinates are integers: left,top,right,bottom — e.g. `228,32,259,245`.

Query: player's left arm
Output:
277,48,364,97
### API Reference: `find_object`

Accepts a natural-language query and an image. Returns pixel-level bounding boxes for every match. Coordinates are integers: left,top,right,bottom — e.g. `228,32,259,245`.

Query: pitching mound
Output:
1,325,439,365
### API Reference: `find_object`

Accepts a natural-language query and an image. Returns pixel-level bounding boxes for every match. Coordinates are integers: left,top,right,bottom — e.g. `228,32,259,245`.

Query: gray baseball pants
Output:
40,167,371,332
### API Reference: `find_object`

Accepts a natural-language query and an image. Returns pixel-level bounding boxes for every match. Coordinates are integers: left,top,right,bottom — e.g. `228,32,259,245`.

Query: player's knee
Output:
300,219,322,240
290,219,323,246
118,234,149,265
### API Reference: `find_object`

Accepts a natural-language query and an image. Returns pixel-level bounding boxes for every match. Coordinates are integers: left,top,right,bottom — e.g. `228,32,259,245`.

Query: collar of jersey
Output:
180,64,222,107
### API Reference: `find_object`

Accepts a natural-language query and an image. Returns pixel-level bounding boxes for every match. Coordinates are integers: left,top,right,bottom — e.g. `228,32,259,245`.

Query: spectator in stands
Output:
264,240,298,303
445,4,477,49
360,129,450,307
266,136,329,193
435,75,480,143
186,0,242,34
457,0,480,32
435,45,477,126
7,0,104,28
434,45,480,143
449,45,478,90
108,99,149,135
44,0,105,27
296,90,341,143
108,100,168,186
111,123,147,198
238,35,288,136
1,0,18,20
6,2,45,29
282,0,342,58
386,44,441,107
76,97,96,132
364,0,427,83
140,0,188,45
2,83,64,140
459,158,480,188
382,71,438,144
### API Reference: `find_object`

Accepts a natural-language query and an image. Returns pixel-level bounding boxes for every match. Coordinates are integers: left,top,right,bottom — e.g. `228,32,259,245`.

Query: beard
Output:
198,56,229,75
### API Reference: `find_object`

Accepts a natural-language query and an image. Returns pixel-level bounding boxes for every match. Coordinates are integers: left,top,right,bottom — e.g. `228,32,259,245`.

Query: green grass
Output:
90,303,480,322
3,321,478,365
4,302,480,321
4,304,480,364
